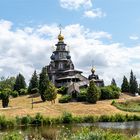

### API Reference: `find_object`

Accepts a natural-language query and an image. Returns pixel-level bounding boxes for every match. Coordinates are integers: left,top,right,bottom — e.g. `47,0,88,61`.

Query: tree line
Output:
121,70,138,95
0,66,57,108
0,68,139,108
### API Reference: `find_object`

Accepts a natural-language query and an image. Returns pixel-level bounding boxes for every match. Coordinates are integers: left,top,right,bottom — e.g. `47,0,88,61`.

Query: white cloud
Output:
84,9,106,18
129,35,139,40
60,0,92,10
0,19,140,86
59,0,106,19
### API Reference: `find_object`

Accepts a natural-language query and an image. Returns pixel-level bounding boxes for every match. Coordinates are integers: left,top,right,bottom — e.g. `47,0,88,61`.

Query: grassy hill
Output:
0,93,140,118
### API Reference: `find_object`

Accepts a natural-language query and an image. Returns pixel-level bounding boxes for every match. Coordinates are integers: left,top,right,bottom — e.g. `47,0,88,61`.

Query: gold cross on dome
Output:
58,24,62,34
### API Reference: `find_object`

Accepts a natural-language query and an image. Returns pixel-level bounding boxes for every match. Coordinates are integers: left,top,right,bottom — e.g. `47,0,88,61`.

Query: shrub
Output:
11,90,19,98
112,91,120,99
111,100,116,105
2,132,23,140
32,113,44,125
0,88,11,108
113,114,126,122
57,86,68,95
100,86,112,99
30,88,39,94
99,115,111,122
83,115,97,123
45,82,57,102
61,112,73,123
110,85,121,92
21,115,32,125
59,95,71,103
87,81,100,103
77,89,87,102
64,128,128,140
19,88,27,95
100,85,121,100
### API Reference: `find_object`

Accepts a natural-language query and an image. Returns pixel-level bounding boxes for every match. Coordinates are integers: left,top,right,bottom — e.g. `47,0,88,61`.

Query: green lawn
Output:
113,99,140,112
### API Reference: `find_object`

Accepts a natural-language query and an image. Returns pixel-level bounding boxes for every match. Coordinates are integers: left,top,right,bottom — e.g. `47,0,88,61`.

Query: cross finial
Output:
92,60,94,68
58,24,62,34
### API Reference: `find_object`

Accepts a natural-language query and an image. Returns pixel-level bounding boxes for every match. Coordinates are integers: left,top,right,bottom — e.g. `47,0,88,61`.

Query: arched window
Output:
59,63,63,70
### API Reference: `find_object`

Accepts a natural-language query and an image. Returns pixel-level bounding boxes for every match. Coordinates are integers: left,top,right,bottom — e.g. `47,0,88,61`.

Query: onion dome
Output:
58,33,64,42
50,54,55,60
66,54,71,59
91,67,96,73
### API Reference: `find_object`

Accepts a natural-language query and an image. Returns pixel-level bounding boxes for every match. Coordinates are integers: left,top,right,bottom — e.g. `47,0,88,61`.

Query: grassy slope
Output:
0,93,140,118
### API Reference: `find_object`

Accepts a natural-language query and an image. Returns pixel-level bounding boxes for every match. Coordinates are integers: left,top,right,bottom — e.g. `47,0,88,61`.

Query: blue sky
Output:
0,0,140,45
0,0,140,85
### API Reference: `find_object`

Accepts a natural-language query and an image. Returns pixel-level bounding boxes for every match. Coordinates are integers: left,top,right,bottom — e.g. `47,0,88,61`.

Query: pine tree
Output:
14,73,26,93
39,66,49,102
129,70,138,94
133,76,138,93
87,81,99,104
28,70,39,94
111,78,117,86
121,76,129,92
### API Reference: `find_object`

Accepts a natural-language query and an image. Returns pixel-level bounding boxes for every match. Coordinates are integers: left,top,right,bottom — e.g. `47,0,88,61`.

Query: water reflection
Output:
1,122,140,139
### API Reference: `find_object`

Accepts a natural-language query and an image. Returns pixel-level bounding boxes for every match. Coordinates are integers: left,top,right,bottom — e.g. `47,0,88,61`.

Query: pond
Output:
1,121,140,139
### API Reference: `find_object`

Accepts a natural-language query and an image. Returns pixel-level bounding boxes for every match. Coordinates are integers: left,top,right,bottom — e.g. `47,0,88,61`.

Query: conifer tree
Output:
39,66,49,102
87,81,99,104
111,78,117,86
28,70,39,93
129,70,138,94
45,82,57,103
14,73,26,93
133,76,138,93
121,76,129,92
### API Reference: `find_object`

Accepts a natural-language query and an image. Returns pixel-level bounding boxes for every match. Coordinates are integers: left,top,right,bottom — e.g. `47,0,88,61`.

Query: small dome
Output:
67,54,71,59
91,67,96,73
50,54,55,60
58,33,64,41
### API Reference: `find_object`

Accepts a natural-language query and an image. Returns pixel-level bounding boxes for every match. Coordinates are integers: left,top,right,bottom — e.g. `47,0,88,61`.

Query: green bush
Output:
59,95,71,103
111,100,116,105
100,86,112,99
61,112,73,123
32,113,44,125
19,88,27,95
99,115,111,122
11,90,19,98
0,88,11,108
87,81,100,104
100,85,121,100
112,91,120,99
30,88,39,94
77,89,87,102
21,115,32,125
0,116,16,129
2,132,23,140
57,86,68,95
61,128,128,140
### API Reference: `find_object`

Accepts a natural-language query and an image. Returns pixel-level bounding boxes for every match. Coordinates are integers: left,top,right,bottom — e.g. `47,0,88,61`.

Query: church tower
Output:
47,30,87,87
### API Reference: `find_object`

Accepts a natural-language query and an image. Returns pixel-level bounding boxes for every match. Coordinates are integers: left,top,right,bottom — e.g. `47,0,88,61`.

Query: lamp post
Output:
32,97,33,109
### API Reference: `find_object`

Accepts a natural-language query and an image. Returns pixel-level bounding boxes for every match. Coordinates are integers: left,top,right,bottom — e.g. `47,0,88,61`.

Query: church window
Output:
59,52,63,59
59,63,63,69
